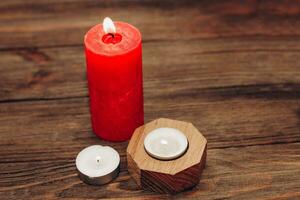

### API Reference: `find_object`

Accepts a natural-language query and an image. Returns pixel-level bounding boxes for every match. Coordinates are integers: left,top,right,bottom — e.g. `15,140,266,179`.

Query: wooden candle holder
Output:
127,118,207,194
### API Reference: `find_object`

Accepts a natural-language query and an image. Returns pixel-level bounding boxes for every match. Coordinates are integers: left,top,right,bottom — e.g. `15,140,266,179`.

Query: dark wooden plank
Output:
0,82,298,198
0,39,300,101
0,140,299,199
0,97,299,153
0,0,300,49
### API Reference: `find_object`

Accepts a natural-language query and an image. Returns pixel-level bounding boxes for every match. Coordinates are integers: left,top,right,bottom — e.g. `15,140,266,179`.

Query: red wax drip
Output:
102,33,122,44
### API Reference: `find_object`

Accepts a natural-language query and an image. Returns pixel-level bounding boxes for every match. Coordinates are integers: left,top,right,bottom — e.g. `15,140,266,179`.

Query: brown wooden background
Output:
0,0,300,199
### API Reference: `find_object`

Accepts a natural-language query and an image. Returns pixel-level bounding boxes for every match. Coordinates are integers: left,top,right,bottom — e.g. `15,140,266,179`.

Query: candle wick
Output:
109,33,115,38
96,156,101,164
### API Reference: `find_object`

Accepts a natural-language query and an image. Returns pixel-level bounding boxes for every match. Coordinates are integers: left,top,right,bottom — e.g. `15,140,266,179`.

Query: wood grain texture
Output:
0,39,300,102
0,0,300,49
0,141,299,199
0,97,299,151
0,0,300,199
127,118,207,193
0,99,298,198
141,144,207,194
141,160,203,194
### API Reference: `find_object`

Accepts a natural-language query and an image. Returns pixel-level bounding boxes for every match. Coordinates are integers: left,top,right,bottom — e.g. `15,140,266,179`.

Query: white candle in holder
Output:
76,145,120,185
144,127,188,160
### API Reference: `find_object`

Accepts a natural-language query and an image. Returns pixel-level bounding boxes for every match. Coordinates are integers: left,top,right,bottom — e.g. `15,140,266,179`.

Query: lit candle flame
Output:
103,17,116,34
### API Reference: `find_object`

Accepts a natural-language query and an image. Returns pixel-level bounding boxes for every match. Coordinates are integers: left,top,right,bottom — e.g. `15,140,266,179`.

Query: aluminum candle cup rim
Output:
144,127,189,160
76,145,120,185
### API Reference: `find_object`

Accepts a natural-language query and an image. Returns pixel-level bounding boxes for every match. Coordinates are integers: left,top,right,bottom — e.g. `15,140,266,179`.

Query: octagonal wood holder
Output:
127,118,207,194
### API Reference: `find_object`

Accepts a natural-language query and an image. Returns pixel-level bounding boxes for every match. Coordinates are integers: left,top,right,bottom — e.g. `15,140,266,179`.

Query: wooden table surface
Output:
0,0,300,199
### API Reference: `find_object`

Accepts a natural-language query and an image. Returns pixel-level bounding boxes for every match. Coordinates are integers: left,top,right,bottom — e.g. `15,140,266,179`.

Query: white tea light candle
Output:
144,127,188,160
76,145,120,185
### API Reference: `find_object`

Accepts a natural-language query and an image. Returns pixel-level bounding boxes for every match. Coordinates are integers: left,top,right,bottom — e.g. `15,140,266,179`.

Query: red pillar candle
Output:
84,17,144,142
